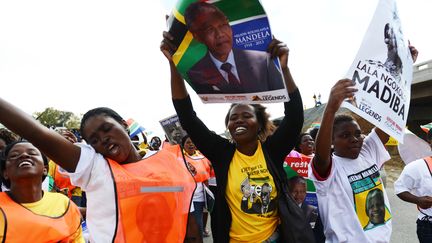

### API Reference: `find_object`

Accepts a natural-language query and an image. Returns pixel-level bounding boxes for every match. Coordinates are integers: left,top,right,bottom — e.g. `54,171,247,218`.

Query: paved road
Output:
203,186,419,242
387,186,419,243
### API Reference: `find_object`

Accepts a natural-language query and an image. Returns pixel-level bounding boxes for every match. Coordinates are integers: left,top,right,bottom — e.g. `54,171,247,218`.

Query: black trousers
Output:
417,219,432,243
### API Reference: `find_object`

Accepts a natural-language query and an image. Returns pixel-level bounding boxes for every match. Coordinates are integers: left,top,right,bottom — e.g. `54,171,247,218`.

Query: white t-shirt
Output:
193,182,205,202
394,158,432,219
1,183,7,192
67,144,117,243
309,130,392,243
65,145,159,242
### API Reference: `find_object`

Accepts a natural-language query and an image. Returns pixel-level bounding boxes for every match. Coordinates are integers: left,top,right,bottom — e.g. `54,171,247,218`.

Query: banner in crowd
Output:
159,114,187,145
343,0,413,142
284,152,318,207
167,0,288,104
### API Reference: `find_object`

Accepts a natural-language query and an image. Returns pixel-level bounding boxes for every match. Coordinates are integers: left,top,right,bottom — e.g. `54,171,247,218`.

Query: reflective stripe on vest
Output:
107,149,195,243
0,192,81,242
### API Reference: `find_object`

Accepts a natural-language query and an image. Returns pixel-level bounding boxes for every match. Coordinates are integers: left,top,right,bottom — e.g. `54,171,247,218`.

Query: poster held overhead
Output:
343,0,413,142
167,0,288,104
159,114,187,145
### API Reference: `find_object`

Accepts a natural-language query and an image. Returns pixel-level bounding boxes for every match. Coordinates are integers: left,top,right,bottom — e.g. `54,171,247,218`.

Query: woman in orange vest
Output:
0,101,197,242
181,135,211,238
0,141,83,242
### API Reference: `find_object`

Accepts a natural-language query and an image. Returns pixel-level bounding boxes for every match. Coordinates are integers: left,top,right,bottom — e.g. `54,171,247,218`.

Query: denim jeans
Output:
193,201,205,238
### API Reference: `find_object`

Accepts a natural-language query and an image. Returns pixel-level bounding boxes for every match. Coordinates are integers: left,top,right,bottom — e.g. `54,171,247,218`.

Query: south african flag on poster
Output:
167,0,288,104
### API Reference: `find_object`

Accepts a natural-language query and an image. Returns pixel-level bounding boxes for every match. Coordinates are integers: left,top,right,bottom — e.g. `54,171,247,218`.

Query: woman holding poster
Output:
161,8,314,242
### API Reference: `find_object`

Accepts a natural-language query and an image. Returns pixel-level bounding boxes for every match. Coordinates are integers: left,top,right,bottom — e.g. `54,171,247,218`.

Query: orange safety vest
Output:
184,153,211,183
0,192,81,242
162,143,211,183
52,162,77,198
107,149,195,243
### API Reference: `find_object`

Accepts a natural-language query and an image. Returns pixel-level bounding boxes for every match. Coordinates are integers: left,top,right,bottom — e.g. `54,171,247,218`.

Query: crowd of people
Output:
0,1,429,243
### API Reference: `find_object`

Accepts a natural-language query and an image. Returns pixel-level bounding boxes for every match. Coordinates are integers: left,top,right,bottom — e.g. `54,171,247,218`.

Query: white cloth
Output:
41,176,50,191
309,130,392,243
398,131,432,164
394,158,432,219
208,177,217,186
193,182,205,202
189,200,195,213
67,144,117,243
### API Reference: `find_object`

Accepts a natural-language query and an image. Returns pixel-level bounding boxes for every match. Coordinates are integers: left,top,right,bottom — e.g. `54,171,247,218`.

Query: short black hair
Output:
80,107,126,140
309,127,319,141
181,134,191,148
0,141,49,189
333,114,356,134
184,2,227,31
0,128,19,148
295,133,311,152
287,176,306,192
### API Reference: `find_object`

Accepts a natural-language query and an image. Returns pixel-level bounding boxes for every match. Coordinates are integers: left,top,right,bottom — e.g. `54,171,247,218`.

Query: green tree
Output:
33,108,81,129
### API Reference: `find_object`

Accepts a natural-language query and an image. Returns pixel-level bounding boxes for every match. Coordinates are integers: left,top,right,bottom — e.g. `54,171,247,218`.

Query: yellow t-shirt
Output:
226,142,279,242
0,191,84,243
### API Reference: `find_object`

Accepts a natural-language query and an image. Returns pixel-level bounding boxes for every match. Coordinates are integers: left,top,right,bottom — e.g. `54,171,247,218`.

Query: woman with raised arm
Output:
161,26,314,241
0,103,196,242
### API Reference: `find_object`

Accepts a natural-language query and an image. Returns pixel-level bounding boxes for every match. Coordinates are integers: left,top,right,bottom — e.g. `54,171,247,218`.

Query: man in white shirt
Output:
394,131,432,243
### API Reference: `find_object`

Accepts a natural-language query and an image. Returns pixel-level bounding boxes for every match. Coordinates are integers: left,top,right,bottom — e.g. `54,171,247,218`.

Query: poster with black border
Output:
159,114,187,145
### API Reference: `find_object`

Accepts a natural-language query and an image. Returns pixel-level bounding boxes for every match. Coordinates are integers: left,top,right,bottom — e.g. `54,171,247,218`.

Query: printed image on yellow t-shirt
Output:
240,175,276,215
348,165,392,230
226,142,279,242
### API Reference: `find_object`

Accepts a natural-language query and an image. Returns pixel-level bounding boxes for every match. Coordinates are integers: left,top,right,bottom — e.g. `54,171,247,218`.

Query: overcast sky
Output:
1,0,431,136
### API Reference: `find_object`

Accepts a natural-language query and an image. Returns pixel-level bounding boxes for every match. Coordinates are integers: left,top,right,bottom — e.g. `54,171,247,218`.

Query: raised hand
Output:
267,38,289,69
327,79,358,112
160,31,177,62
60,130,78,144
408,41,418,63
